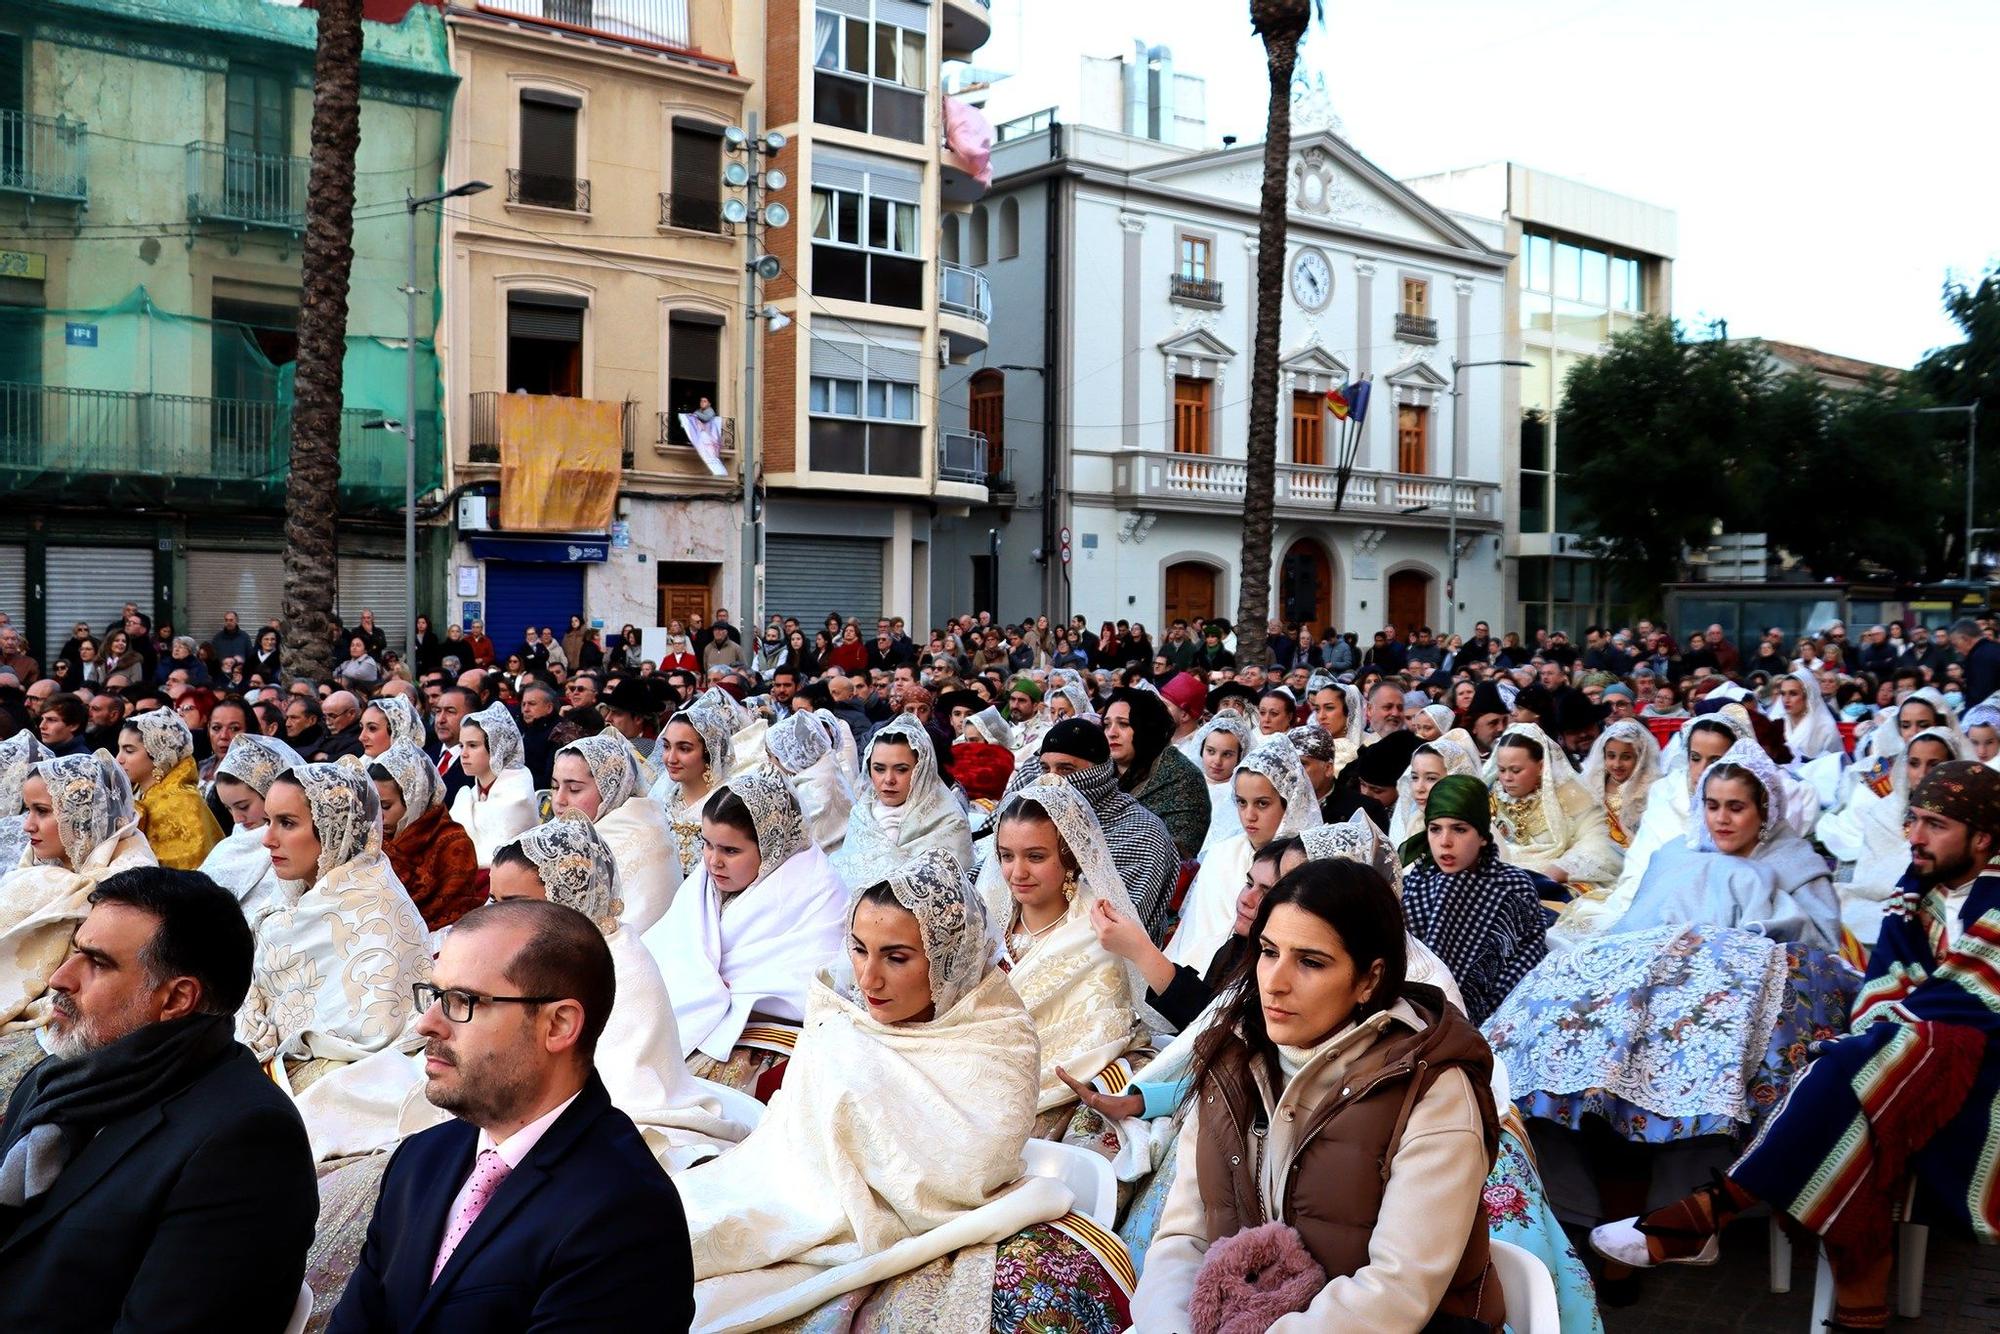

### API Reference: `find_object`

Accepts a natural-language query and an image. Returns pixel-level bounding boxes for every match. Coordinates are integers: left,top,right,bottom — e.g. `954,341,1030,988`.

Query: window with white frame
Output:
811,154,924,309
812,1,927,144
807,330,924,477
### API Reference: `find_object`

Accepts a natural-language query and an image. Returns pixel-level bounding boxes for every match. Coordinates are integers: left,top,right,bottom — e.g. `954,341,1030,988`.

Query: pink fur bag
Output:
1189,1220,1329,1334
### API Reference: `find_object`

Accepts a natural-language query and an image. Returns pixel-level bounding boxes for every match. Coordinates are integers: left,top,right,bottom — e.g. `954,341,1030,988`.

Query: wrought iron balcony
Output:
1168,274,1223,306
1395,312,1438,343
465,390,634,466
658,191,727,234
657,410,736,452
185,142,307,232
938,428,990,484
0,111,88,204
507,169,591,214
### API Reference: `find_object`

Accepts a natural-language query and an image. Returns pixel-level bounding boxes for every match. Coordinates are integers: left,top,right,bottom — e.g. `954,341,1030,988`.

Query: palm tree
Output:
281,0,364,682
1233,0,1319,668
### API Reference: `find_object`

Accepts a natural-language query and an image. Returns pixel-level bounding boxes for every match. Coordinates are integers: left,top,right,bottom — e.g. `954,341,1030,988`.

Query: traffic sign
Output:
1058,526,1071,545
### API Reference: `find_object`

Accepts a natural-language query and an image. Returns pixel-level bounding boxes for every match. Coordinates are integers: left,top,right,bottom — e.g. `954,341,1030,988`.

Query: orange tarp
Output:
496,393,623,532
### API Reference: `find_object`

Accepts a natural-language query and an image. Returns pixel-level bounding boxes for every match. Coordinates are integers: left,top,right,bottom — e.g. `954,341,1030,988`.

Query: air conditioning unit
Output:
458,494,491,532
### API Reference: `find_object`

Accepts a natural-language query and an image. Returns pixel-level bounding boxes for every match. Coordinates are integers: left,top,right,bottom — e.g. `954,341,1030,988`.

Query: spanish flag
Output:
1325,384,1351,420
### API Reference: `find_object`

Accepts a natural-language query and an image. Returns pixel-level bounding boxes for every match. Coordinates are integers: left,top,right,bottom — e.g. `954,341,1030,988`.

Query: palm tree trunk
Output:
1234,10,1305,669
281,0,363,683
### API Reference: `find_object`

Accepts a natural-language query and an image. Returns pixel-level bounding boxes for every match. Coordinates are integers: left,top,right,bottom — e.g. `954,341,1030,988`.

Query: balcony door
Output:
1388,569,1430,639
225,65,291,219
1172,377,1211,455
211,296,298,475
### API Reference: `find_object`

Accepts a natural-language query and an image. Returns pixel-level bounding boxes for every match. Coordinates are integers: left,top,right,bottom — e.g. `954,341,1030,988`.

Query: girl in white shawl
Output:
1580,717,1664,849
1190,712,1254,856
1816,720,1970,943
359,693,425,758
1166,734,1323,971
643,774,850,1093
648,695,735,878
0,731,48,873
446,702,537,867
830,715,973,888
0,752,155,1030
1387,730,1481,852
678,848,1079,1334
760,711,853,855
1297,673,1365,777
1486,720,1624,918
239,763,432,1091
551,734,679,933
1766,666,1842,763
199,733,303,920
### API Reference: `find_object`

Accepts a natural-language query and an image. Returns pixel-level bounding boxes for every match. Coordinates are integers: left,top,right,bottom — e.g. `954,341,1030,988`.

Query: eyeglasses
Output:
413,982,559,1023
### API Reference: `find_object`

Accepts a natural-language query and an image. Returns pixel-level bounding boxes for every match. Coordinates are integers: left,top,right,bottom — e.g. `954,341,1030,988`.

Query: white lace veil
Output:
964,706,1017,749
1299,810,1403,893
669,696,736,776
1484,720,1585,848
1392,731,1481,841
1581,718,1663,819
367,694,426,750
1233,734,1324,838
834,846,988,1017
215,733,303,797
0,732,49,816
1189,712,1254,775
1689,738,1791,851
281,761,383,883
860,715,954,826
28,751,134,867
1893,723,1974,798
1305,672,1364,744
370,741,441,835
556,733,642,815
763,711,831,775
463,703,526,773
127,707,193,784
714,772,809,888
505,812,622,932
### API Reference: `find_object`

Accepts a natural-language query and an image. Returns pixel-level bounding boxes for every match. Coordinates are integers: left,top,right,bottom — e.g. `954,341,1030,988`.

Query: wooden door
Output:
1164,562,1216,626
1279,540,1332,633
970,369,1005,475
1397,403,1429,474
1387,570,1429,639
1172,377,1211,455
1291,391,1324,465
658,582,709,631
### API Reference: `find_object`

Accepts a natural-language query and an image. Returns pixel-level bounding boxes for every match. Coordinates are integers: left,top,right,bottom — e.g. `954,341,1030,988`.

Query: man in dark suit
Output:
433,685,478,807
0,867,317,1332
330,900,693,1333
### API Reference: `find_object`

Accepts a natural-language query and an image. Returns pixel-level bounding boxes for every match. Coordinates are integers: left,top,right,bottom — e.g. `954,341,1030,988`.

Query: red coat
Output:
825,641,870,675
386,803,485,930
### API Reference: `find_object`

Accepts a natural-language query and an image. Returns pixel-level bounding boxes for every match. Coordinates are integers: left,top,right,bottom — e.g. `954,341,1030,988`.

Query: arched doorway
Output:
1278,539,1333,634
1163,561,1217,626
1387,569,1431,639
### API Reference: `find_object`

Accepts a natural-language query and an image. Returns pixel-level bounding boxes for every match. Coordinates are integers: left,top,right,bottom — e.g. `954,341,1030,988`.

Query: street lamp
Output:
725,118,788,632
402,179,489,658
1447,357,1531,637
1891,403,1981,580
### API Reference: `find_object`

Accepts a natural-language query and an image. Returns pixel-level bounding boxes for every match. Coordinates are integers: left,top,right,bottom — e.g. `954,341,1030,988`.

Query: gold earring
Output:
703,766,716,786
1061,870,1078,905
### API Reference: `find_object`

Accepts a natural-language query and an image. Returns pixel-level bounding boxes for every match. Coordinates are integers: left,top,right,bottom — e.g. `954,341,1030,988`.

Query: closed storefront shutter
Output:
336,557,408,655
46,547,154,653
765,535,883,628
484,563,585,651
185,550,284,644
0,545,24,634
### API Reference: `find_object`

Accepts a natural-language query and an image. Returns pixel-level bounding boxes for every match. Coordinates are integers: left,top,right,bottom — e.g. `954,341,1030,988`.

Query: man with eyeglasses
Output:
329,899,692,1332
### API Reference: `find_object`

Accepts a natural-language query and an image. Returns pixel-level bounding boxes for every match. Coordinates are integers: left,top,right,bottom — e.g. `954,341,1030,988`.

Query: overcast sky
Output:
977,0,1996,370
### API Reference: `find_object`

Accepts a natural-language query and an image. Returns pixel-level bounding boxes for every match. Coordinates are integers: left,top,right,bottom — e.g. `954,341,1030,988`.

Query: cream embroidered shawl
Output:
447,766,539,867
0,826,155,1031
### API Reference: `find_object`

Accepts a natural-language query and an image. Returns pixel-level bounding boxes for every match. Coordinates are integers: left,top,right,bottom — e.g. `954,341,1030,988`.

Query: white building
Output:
935,117,1515,639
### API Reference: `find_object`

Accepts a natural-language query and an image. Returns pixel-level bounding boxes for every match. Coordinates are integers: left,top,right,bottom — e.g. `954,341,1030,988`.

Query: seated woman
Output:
1818,718,1970,944
551,734,678,932
1387,729,1481,851
200,732,304,920
445,703,537,867
116,707,224,870
678,848,1131,1334
0,731,48,872
1400,773,1549,1025
643,774,850,1095
1299,674,1364,776
1189,712,1253,856
976,779,1162,1116
831,715,972,888
238,763,433,1093
1166,734,1322,971
1766,666,1843,763
1251,686,1299,748
1128,858,1506,1331
0,753,155,1034
1617,739,1845,952
1486,721,1622,919
358,693,425,758
647,695,734,879
1410,702,1457,742
1581,718,1664,850
369,740,482,932
1106,688,1210,861
760,710,854,855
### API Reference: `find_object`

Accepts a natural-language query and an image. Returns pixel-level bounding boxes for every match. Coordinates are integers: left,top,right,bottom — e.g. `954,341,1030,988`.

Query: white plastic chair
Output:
1488,1239,1559,1334
1021,1138,1117,1230
1805,1180,1928,1325
284,1280,313,1334
1490,1057,1512,1113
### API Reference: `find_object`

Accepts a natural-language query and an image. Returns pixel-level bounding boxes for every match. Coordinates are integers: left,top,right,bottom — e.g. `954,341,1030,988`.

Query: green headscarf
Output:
1400,772,1492,867
1010,676,1043,703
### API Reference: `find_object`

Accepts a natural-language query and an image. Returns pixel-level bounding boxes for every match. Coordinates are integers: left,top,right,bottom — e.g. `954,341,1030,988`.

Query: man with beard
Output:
0,868,316,1329
1594,761,2000,1331
331,900,692,1332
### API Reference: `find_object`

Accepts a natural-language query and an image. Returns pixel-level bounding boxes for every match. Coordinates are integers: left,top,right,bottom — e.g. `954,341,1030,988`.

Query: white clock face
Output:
1291,248,1332,311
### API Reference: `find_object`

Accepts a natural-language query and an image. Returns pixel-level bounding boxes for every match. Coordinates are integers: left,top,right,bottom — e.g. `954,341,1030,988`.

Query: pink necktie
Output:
432,1149,511,1281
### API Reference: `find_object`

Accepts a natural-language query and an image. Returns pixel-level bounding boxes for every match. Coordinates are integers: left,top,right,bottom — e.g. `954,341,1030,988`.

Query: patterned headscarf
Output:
1581,717,1663,828
840,847,987,1016
1689,738,1789,851
1190,712,1254,775
215,733,303,797
964,706,1016,749
1285,723,1340,763
1305,673,1364,744
1300,810,1402,892
462,703,525,774
27,752,134,868
0,732,49,816
279,761,383,883
370,741,441,836
1233,734,1325,838
367,694,425,750
715,772,809,888
763,711,832,775
126,707,194,786
505,813,622,932
668,696,736,776
555,734,641,815
1909,759,2000,839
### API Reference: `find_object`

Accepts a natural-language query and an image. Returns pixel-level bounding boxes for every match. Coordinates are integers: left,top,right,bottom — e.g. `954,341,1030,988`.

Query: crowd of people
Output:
0,598,1995,1333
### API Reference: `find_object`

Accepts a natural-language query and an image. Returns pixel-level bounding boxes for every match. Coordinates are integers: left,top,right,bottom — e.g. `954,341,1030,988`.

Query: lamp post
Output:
722,117,790,634
402,179,489,658
1446,357,1530,637
1894,403,1981,580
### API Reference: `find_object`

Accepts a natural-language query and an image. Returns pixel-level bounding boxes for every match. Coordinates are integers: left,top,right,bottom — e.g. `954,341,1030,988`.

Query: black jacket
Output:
0,1040,317,1334
329,1072,692,1334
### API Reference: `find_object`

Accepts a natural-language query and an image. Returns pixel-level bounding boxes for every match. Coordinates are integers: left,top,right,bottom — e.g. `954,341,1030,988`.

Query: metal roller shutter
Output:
184,550,284,645
765,535,883,628
46,547,153,653
335,557,409,655
0,545,23,636
484,563,585,652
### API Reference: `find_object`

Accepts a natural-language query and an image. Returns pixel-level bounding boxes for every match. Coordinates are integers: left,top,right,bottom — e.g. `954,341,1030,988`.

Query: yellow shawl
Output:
136,754,224,871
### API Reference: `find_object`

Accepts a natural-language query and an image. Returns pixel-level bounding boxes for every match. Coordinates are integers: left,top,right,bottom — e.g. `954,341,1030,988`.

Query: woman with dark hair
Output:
1129,857,1504,1330
410,613,443,676
788,626,818,677
250,626,283,683
369,741,481,931
1104,686,1210,860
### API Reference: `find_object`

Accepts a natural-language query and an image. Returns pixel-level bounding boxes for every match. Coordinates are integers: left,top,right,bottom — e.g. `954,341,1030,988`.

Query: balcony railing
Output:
656,410,736,453
1113,449,1499,522
658,191,726,234
0,111,88,203
939,261,992,323
1395,312,1438,342
938,428,989,483
0,382,431,511
1169,274,1223,306
477,0,691,50
186,142,307,231
507,169,591,213
466,390,634,465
